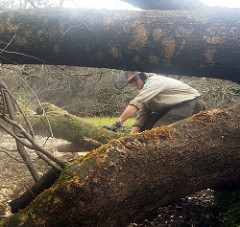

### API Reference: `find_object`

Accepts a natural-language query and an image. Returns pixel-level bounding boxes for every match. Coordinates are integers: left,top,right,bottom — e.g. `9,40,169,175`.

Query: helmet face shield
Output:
114,71,139,89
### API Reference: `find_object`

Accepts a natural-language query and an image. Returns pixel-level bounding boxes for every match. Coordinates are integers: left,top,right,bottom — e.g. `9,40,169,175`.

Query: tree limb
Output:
0,9,240,83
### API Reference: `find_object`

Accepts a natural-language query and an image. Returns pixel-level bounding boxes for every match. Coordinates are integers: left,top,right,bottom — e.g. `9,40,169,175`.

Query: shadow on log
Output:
9,168,61,213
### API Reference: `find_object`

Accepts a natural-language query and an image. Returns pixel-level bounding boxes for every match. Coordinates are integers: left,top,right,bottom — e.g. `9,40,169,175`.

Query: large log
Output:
1,103,240,226
31,102,123,150
0,8,240,83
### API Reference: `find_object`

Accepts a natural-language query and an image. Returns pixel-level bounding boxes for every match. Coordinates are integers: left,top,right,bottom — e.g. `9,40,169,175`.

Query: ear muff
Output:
139,72,149,82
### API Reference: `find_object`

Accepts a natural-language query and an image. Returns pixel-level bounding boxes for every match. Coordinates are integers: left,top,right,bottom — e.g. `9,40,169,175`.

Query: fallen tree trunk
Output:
2,103,240,226
0,8,240,83
9,168,61,213
30,102,123,150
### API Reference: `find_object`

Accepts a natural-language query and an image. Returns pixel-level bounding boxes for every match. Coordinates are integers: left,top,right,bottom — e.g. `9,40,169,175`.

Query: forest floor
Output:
0,132,221,226
129,189,221,227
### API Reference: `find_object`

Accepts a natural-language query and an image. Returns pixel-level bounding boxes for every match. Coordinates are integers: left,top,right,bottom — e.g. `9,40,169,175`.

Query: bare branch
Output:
0,33,17,56
0,78,65,170
0,54,19,65
0,146,40,166
0,115,65,168
0,66,53,139
16,73,54,137
0,146,26,164
0,81,35,137
0,49,64,70
33,150,62,171
0,121,33,148
0,87,7,114
25,0,36,8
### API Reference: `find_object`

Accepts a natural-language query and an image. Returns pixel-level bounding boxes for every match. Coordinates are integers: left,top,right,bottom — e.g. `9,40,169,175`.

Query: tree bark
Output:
1,103,240,226
0,8,240,83
9,168,61,213
31,102,123,150
121,0,208,10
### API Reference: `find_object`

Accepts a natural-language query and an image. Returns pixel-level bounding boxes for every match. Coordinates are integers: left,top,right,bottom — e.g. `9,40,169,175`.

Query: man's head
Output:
114,71,149,89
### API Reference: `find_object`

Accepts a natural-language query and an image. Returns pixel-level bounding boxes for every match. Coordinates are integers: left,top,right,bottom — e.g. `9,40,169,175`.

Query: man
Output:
106,71,205,134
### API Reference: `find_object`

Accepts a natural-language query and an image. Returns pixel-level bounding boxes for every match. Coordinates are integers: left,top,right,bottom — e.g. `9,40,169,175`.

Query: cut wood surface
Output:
1,103,240,226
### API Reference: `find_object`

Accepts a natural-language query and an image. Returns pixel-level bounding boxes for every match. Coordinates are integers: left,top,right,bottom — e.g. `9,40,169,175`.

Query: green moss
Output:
140,126,172,140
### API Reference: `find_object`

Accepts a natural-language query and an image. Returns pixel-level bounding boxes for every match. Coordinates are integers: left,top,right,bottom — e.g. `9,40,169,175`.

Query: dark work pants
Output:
141,96,205,131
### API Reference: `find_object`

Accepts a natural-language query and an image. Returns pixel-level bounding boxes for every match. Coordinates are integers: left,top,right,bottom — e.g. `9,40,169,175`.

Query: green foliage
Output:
214,189,240,226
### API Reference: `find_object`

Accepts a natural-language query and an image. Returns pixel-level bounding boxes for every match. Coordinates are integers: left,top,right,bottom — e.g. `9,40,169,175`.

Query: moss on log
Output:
31,102,123,150
1,103,240,226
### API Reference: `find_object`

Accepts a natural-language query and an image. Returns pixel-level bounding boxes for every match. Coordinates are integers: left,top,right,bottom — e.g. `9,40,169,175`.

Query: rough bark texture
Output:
0,8,240,83
31,102,122,150
9,168,61,213
121,0,208,10
1,103,240,226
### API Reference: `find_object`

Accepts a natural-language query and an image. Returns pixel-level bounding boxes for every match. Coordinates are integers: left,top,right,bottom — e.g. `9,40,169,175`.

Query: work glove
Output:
104,118,122,132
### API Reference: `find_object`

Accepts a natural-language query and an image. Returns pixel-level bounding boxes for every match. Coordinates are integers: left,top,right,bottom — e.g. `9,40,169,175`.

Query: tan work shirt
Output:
130,74,200,127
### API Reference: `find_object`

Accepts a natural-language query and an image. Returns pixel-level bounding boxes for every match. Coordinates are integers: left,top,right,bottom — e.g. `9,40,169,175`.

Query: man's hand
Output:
130,125,141,134
104,124,120,132
104,118,122,132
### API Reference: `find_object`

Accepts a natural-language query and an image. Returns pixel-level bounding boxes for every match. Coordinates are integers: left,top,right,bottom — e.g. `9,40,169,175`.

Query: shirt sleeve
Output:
129,80,155,127
129,95,144,109
132,107,151,128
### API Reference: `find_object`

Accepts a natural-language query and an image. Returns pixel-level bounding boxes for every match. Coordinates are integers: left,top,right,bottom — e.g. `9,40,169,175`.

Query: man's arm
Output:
120,105,141,134
130,107,151,134
104,104,139,132
119,104,139,123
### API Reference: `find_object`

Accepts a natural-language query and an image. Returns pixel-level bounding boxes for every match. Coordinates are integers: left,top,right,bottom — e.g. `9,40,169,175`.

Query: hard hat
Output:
114,71,140,89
